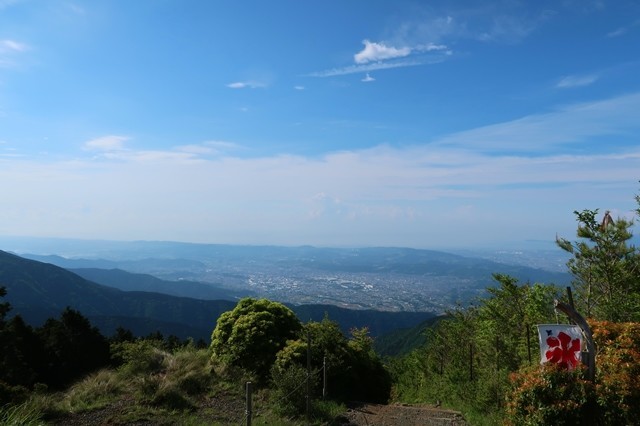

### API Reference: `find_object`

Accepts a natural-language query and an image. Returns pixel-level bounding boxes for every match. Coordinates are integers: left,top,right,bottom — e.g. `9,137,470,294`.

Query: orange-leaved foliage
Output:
505,321,640,426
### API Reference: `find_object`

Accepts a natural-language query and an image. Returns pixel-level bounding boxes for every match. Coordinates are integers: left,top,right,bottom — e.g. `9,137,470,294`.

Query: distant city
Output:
3,237,572,314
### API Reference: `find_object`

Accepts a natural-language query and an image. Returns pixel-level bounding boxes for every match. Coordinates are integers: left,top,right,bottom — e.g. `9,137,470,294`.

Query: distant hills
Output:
12,239,572,313
0,250,435,341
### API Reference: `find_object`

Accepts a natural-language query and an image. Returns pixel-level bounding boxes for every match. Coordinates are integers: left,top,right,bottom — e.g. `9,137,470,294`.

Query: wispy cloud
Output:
176,140,242,155
308,59,424,77
434,92,640,153
0,0,22,10
0,39,28,67
606,19,640,38
556,74,598,88
83,135,130,152
226,80,267,89
361,73,375,83
0,40,28,52
309,4,549,79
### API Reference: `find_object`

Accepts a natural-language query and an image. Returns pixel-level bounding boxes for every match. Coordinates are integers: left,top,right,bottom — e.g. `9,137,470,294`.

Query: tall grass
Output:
0,401,44,425
59,369,123,413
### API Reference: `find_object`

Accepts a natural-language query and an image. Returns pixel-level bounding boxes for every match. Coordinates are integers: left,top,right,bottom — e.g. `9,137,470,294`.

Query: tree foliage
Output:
210,298,302,381
38,307,111,388
557,207,640,321
0,288,113,403
390,275,561,420
272,316,390,417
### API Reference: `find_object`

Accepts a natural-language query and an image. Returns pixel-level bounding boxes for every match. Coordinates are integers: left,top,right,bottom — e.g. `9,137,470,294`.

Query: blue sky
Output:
1,0,639,248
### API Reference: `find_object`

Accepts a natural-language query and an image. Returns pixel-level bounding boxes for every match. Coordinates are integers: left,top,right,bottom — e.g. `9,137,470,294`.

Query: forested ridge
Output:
1,190,640,425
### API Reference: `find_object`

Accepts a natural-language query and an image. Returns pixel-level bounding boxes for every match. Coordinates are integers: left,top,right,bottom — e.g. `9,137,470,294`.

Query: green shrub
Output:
112,340,168,375
506,321,640,425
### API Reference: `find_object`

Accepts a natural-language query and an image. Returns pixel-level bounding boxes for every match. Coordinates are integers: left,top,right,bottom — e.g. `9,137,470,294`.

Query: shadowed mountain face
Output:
0,250,436,341
69,267,252,302
0,250,235,339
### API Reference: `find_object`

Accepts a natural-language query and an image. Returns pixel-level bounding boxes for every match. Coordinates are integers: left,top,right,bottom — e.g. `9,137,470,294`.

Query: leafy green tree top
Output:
210,298,301,381
557,208,640,321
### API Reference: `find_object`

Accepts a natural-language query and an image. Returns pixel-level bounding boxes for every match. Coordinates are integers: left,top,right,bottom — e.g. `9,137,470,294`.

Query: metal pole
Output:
245,381,252,426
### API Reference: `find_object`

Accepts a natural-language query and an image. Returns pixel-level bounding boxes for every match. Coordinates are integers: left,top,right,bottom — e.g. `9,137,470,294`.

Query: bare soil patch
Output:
342,402,468,426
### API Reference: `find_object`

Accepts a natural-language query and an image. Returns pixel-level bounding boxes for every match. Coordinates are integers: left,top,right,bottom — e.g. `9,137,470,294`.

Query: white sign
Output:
537,324,582,370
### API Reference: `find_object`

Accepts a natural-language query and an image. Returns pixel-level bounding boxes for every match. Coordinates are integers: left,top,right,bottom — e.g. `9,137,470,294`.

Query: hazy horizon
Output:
1,1,639,248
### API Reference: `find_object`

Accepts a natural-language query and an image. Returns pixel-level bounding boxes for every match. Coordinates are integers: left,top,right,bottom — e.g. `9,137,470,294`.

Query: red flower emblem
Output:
545,331,581,369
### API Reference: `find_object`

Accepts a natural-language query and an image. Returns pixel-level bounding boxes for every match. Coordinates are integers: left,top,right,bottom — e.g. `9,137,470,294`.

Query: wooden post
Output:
469,342,473,381
495,334,500,371
526,324,532,365
322,356,327,399
245,381,252,426
554,300,596,382
566,287,576,324
306,330,311,425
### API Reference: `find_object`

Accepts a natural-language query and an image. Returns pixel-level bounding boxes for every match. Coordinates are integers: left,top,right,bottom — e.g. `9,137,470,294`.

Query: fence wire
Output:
249,366,325,424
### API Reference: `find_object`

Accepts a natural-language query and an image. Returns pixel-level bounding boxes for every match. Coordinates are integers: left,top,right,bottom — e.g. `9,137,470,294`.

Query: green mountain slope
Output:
70,267,251,301
0,250,235,339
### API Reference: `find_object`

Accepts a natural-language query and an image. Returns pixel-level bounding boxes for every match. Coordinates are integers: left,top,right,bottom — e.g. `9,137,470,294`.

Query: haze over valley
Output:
4,237,570,315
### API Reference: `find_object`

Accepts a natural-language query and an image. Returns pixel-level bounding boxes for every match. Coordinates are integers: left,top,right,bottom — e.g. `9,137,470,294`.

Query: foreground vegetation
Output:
390,189,640,425
1,188,640,425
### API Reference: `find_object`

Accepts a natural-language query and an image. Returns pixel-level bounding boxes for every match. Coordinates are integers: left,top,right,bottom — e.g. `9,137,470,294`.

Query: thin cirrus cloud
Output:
434,92,640,153
83,135,130,152
226,80,267,89
556,74,598,88
176,140,242,155
606,19,640,38
0,39,28,67
0,39,27,52
309,36,449,78
308,59,424,77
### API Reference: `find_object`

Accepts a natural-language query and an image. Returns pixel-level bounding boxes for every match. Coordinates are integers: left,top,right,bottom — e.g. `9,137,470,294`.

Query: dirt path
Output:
49,397,467,425
342,403,468,426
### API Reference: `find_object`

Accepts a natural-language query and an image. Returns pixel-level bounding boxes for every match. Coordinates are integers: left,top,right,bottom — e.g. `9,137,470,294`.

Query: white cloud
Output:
556,74,598,88
294,85,305,90
308,59,423,77
227,81,267,89
354,40,411,64
361,73,375,82
83,135,129,151
2,92,639,247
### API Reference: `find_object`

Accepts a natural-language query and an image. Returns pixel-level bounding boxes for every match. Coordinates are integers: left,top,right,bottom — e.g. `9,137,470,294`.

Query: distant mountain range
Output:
0,250,435,341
